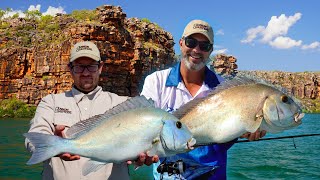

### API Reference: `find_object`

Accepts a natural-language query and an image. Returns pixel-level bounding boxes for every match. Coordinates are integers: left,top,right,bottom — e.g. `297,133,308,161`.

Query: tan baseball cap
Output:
70,41,101,62
182,20,214,44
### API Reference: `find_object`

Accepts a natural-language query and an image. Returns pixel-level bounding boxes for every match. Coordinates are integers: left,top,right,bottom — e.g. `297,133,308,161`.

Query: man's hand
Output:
54,125,80,161
240,129,267,141
127,153,159,167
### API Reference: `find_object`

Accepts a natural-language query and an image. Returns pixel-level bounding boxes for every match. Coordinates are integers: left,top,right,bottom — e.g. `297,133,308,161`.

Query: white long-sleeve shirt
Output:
25,86,130,180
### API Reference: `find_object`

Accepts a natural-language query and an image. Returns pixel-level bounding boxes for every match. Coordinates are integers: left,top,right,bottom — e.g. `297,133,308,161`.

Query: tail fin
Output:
24,132,66,165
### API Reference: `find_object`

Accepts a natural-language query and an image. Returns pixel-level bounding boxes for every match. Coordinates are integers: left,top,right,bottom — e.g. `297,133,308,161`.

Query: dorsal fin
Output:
173,76,259,119
209,75,258,96
65,95,155,139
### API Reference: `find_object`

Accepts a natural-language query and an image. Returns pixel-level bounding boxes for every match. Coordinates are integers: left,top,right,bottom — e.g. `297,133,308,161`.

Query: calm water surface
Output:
0,114,319,179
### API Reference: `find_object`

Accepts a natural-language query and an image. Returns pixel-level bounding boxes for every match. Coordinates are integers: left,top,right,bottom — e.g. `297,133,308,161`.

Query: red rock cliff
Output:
0,5,175,105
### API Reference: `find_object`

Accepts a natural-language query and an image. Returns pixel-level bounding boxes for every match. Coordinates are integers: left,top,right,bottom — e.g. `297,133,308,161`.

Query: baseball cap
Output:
70,41,101,62
182,20,214,44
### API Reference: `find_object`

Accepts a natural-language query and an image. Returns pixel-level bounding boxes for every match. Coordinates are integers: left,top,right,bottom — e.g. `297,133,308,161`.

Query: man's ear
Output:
67,63,72,71
179,38,183,47
98,61,104,73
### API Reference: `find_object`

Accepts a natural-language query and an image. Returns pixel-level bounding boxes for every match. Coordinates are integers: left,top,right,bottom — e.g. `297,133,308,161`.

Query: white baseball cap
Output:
182,20,214,44
70,41,101,62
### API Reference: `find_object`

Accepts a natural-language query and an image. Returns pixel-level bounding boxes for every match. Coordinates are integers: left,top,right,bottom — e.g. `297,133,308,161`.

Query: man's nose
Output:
193,44,202,52
82,67,91,75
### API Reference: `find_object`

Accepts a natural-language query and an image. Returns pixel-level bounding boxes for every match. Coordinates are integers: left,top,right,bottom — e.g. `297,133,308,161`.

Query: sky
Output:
1,0,319,72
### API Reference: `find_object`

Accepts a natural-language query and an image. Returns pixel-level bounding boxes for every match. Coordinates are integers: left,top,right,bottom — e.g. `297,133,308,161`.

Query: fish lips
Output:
187,138,196,150
294,112,304,124
278,112,304,128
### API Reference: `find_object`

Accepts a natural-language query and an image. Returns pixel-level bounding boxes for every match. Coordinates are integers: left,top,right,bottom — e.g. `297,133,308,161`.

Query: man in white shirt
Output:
25,41,138,180
141,20,266,179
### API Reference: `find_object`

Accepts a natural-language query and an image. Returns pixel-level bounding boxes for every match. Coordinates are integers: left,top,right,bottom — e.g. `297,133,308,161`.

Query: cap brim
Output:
70,53,100,62
183,32,213,44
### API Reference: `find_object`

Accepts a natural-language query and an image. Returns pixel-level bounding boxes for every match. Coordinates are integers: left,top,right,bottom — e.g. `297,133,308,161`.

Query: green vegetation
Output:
0,97,36,118
141,18,151,23
12,13,19,19
301,99,320,113
24,9,42,20
37,15,54,30
0,21,9,29
0,8,66,48
143,41,161,50
70,9,97,21
42,75,50,81
0,9,5,19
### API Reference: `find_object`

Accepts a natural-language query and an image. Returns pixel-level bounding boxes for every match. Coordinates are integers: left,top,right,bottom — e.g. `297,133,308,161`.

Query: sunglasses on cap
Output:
183,36,213,52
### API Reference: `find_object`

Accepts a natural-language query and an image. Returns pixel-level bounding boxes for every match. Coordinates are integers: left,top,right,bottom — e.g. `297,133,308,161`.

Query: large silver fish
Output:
174,76,304,144
24,96,196,175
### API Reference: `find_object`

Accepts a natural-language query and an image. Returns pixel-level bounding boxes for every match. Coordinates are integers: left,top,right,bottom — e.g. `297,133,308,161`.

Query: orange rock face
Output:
0,5,175,105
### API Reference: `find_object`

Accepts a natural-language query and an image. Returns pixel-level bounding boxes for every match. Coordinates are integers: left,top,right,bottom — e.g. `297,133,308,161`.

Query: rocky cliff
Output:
0,5,175,105
0,5,319,112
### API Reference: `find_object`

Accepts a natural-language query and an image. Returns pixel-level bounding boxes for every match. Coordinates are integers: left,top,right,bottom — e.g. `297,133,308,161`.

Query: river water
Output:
0,114,319,179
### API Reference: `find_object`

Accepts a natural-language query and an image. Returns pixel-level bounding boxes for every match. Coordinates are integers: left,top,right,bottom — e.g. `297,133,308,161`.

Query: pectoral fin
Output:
147,137,161,157
82,160,107,176
246,105,264,133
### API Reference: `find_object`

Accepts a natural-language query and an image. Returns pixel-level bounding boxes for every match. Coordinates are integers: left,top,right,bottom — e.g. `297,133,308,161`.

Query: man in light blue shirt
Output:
141,20,266,179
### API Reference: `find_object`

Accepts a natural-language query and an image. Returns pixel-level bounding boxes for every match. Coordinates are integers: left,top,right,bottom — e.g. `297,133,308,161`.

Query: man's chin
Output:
188,62,206,71
80,84,95,91
183,57,206,71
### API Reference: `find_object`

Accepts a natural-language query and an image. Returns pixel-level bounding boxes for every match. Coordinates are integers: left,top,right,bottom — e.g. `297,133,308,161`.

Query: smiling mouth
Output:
189,53,202,60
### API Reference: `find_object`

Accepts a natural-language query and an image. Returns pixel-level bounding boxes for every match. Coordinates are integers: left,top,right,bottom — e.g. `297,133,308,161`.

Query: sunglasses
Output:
70,64,100,73
183,37,213,52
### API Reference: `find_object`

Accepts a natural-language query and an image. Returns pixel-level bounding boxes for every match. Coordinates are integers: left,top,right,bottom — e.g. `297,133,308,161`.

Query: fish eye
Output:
281,95,289,103
176,121,182,129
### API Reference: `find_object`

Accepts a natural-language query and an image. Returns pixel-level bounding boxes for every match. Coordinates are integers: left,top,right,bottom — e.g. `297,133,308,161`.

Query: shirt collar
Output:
165,61,220,89
72,86,102,103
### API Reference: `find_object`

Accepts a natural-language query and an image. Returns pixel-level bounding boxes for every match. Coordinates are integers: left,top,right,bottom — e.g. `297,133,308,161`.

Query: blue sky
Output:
1,0,319,72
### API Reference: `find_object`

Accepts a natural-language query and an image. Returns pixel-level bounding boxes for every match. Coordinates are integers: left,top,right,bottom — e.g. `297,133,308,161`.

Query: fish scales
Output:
24,96,196,175
175,76,304,145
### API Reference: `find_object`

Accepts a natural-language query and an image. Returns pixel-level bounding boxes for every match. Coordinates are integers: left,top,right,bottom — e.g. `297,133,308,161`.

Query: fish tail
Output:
24,132,68,165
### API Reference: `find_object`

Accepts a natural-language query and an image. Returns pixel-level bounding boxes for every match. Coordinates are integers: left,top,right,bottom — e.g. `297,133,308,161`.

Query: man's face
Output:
179,33,213,71
68,57,103,93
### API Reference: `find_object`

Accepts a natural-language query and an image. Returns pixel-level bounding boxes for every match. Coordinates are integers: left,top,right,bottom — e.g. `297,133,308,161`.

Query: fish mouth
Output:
294,112,304,124
187,138,196,150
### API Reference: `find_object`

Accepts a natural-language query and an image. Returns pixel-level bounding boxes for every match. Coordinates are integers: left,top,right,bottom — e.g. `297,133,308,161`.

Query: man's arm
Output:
25,94,56,152
25,95,81,161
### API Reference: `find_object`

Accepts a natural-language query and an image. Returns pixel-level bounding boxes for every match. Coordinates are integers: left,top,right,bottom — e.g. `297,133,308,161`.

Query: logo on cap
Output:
193,23,209,31
76,45,93,52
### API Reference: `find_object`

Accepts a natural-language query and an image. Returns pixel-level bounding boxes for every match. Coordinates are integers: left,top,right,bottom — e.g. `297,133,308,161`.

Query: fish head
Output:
262,91,304,133
160,119,196,154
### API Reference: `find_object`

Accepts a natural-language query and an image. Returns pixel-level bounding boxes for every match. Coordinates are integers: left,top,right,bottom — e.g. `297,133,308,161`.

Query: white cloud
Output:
28,5,41,11
301,41,320,50
213,49,228,54
262,13,302,42
241,25,265,43
43,6,66,16
269,36,302,49
2,4,66,18
241,13,304,50
216,29,224,35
